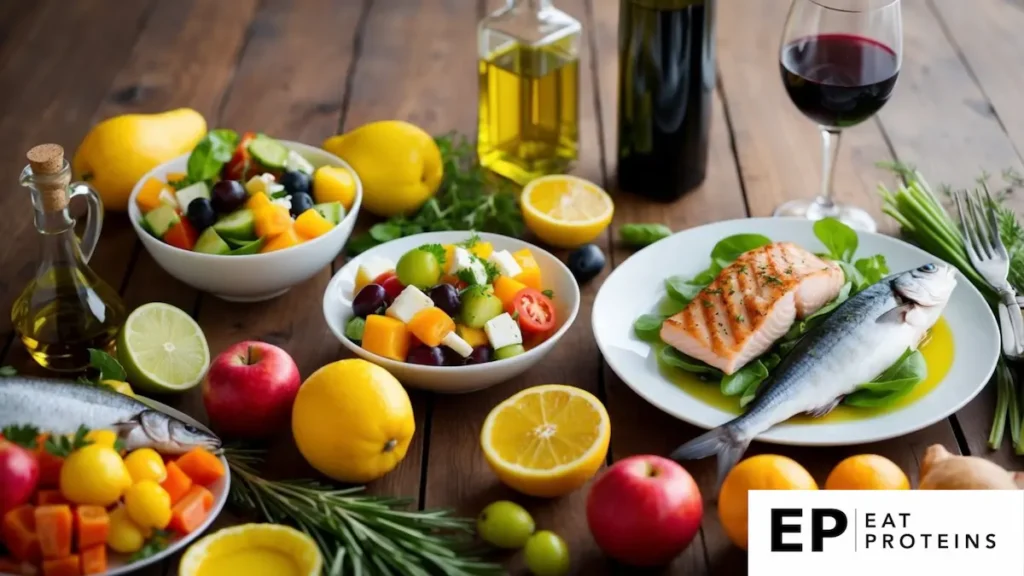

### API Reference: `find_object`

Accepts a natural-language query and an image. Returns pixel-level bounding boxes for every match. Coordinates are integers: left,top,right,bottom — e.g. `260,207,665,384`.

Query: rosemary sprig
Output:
225,448,503,576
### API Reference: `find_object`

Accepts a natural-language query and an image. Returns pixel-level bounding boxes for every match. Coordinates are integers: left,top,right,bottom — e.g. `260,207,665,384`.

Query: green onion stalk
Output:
878,162,1022,453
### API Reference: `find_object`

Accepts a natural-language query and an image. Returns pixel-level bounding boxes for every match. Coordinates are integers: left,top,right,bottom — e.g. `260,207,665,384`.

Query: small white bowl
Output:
128,141,362,302
324,232,580,393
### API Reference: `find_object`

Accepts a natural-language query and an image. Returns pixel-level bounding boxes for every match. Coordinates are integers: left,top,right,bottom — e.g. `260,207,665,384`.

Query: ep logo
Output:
770,508,848,552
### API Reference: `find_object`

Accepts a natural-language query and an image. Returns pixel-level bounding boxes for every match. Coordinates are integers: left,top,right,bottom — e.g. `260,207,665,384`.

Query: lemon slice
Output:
117,303,210,394
480,384,610,498
179,523,323,576
520,175,614,248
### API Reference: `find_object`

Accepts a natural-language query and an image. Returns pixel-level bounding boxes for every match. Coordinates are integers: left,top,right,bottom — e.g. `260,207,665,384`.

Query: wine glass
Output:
774,0,902,232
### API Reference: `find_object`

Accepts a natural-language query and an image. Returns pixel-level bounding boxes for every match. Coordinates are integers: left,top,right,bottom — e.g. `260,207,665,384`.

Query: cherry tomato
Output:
380,274,405,304
221,131,257,181
512,288,556,335
372,270,396,284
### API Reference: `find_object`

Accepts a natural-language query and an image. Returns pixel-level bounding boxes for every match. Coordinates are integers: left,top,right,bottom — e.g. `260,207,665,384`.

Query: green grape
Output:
476,500,535,549
524,530,570,576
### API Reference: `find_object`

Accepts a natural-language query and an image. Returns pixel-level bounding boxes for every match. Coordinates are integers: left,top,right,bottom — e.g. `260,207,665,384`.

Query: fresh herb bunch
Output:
878,163,1024,452
225,448,503,576
348,133,524,255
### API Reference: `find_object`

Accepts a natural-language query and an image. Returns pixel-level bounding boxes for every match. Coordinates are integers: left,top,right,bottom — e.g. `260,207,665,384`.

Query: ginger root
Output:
919,444,1024,490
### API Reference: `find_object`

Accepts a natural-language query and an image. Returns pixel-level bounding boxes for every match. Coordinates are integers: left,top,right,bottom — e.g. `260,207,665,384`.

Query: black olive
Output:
289,192,314,217
186,198,217,232
567,243,606,283
280,170,312,195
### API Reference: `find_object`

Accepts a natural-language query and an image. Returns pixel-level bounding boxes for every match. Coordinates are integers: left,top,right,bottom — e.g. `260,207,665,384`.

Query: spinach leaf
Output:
369,223,403,242
657,295,688,316
658,346,724,378
721,359,770,396
710,234,773,269
844,349,927,408
738,354,780,407
633,314,664,342
854,254,889,285
838,260,869,292
186,129,239,183
782,282,852,341
344,317,366,341
88,348,126,382
814,217,858,262
665,275,705,303
620,223,672,247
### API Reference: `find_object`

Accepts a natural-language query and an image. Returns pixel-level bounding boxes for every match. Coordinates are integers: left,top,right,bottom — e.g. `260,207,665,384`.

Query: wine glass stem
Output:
816,128,842,215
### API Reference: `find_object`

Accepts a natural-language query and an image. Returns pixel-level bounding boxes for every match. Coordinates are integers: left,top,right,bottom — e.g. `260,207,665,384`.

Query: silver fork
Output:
955,189,1024,358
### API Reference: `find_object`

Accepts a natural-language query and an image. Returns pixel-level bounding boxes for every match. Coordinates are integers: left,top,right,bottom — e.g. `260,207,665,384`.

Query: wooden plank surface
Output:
0,0,1020,575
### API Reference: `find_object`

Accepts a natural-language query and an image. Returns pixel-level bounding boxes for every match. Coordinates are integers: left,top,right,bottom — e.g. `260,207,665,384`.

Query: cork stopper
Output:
26,144,69,212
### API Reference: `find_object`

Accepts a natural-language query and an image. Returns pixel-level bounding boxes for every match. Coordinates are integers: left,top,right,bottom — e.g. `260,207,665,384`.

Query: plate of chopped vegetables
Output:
324,232,580,393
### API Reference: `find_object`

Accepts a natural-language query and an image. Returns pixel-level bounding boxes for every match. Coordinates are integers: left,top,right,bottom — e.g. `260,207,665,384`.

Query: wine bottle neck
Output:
509,0,553,11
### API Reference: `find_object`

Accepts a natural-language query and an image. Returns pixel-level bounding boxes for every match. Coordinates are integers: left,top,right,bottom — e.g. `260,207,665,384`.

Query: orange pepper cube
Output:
246,191,272,211
407,307,455,347
294,208,334,240
260,226,302,253
253,204,293,239
165,172,187,184
361,315,411,361
512,249,542,290
493,276,528,312
136,177,169,214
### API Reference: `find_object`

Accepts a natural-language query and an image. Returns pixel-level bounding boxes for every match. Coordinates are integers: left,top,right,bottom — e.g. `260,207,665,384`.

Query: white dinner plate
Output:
593,217,999,446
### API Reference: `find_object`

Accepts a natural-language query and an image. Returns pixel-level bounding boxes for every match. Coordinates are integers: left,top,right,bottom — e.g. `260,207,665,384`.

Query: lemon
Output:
60,444,132,506
480,384,610,498
312,165,357,211
179,524,322,576
717,455,818,550
291,359,415,483
520,176,614,249
125,480,172,529
117,302,210,393
825,454,909,490
322,120,442,217
124,448,168,483
107,505,148,554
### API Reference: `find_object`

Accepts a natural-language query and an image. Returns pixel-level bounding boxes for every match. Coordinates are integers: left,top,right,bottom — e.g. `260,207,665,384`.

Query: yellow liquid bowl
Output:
179,524,322,576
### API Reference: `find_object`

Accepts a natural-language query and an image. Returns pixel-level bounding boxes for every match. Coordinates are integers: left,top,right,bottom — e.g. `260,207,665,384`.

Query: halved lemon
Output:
179,523,322,576
480,384,610,498
520,175,614,248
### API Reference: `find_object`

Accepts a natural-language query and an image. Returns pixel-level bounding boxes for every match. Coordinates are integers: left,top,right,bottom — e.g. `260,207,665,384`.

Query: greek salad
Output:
135,130,357,255
345,235,558,366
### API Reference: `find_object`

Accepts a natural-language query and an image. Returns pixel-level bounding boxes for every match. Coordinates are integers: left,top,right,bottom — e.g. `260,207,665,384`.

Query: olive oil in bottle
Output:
478,0,581,185
12,144,126,372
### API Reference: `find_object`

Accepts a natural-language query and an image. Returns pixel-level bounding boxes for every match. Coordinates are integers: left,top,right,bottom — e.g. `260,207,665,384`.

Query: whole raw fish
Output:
670,262,957,486
0,377,221,454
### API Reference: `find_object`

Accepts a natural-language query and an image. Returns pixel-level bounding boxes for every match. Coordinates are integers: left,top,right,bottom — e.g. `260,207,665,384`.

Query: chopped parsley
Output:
45,425,93,458
541,289,555,299
2,424,40,449
737,265,748,274
706,288,723,295
763,275,783,285
456,233,481,248
417,243,447,266
701,299,714,308
735,314,745,323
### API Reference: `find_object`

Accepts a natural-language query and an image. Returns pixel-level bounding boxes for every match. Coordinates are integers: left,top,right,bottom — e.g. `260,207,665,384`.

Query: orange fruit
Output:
718,455,818,550
824,454,909,490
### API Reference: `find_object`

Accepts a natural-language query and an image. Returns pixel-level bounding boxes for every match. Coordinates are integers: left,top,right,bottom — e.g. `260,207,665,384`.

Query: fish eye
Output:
183,424,199,434
918,263,936,273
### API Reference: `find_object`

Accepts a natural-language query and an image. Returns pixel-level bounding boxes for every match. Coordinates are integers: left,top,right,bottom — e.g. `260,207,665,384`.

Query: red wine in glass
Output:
781,34,899,129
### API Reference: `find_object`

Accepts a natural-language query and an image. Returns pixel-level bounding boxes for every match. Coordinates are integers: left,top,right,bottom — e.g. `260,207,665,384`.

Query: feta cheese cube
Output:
157,189,179,210
451,247,487,285
271,196,292,211
245,173,285,197
451,247,475,273
441,332,473,358
489,250,522,278
354,256,395,292
484,313,522,351
386,286,435,324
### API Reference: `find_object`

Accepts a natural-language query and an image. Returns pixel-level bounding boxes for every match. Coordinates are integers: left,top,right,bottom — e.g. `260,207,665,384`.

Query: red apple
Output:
0,440,39,516
586,455,703,567
202,341,302,439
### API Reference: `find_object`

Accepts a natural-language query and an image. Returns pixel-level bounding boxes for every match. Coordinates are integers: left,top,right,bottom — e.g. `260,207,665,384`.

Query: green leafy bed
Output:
632,217,929,410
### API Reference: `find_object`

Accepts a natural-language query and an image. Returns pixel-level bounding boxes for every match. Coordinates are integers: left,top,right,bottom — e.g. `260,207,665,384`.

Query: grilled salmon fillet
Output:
660,242,844,375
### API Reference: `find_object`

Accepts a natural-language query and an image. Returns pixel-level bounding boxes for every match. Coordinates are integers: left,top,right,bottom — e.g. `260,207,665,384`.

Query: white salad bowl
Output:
128,141,362,302
594,217,999,446
324,232,580,393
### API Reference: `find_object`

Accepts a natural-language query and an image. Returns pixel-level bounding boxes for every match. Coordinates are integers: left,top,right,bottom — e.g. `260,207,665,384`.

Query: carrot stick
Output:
35,504,73,559
174,448,225,486
169,485,214,534
42,554,81,576
79,545,106,575
161,461,194,505
1,505,40,563
74,506,109,550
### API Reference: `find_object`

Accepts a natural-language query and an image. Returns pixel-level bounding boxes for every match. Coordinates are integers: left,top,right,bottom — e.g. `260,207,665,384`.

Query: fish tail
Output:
669,423,752,490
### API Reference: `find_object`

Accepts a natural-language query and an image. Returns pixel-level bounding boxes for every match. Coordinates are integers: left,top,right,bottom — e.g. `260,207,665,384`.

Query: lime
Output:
117,303,210,393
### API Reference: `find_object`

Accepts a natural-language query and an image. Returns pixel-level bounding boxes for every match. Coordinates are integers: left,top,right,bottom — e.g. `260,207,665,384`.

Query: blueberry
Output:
280,170,312,195
567,244,606,283
289,192,314,217
186,198,217,232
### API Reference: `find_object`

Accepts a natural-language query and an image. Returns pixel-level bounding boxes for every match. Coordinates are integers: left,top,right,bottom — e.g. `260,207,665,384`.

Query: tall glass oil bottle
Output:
11,144,126,372
477,0,581,185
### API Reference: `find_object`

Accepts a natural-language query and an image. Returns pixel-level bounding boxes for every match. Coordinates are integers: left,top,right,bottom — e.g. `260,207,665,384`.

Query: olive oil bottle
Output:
11,144,126,372
478,0,581,185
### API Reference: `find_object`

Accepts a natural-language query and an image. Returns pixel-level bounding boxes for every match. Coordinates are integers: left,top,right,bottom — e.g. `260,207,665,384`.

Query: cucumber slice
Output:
144,204,181,238
459,289,504,329
193,227,231,255
139,216,157,238
285,150,315,175
229,238,265,255
174,181,210,212
313,201,344,225
494,344,526,360
212,209,256,241
248,134,289,170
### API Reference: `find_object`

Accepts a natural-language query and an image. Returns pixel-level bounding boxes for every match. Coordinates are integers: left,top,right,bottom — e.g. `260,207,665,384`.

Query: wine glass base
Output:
772,199,877,233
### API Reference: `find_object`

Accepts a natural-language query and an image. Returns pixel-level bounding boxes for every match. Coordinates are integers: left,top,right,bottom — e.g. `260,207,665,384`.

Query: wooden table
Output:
2,0,1022,574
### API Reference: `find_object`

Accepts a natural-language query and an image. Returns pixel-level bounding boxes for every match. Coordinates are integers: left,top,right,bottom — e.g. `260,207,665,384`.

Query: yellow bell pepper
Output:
469,241,493,260
443,245,456,272
407,307,455,347
246,191,272,211
493,276,528,312
294,208,334,240
456,324,488,348
254,204,292,238
166,172,187,184
361,315,410,361
512,249,542,290
260,226,303,253
136,177,169,213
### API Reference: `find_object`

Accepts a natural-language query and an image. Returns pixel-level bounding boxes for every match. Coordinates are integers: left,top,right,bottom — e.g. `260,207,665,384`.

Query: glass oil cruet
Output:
11,144,126,372
477,0,582,185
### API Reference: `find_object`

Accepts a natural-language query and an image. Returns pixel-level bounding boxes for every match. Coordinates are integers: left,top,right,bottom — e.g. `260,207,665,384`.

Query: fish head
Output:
891,262,957,326
121,411,222,455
